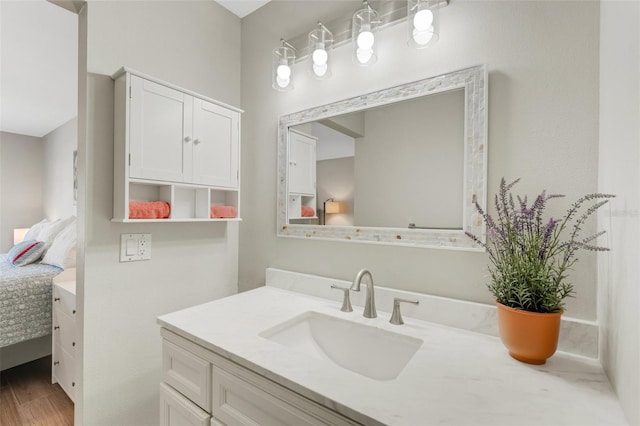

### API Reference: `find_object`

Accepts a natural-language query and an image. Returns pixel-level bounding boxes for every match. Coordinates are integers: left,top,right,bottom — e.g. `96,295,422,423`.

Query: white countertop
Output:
157,287,627,425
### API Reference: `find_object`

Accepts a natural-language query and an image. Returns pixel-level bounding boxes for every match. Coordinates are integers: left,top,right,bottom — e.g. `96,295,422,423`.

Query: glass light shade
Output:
407,0,439,49
272,44,296,91
325,201,342,214
352,6,379,66
13,228,28,244
308,25,333,80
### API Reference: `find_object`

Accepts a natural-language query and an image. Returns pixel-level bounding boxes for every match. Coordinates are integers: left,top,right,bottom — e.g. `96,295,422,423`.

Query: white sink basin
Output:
259,311,423,381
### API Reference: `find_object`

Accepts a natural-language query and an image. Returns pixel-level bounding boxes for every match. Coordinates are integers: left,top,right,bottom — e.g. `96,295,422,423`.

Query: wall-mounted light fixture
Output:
407,0,439,48
272,39,296,91
352,1,379,66
272,0,449,91
308,22,333,79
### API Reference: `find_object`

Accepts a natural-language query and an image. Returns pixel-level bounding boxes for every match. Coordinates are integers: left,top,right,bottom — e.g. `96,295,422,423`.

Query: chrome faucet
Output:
350,269,376,318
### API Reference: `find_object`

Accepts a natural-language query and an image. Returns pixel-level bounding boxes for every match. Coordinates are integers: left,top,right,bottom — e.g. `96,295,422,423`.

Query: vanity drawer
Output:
160,382,210,426
163,339,212,412
211,361,358,426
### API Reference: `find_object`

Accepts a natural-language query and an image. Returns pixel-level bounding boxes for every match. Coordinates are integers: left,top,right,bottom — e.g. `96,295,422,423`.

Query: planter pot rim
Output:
495,301,563,317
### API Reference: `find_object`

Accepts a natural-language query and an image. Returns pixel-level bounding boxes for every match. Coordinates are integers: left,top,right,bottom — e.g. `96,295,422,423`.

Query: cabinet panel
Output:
192,99,239,188
53,343,75,402
130,75,192,183
113,69,242,222
288,130,316,196
160,383,211,426
53,284,76,317
211,366,324,426
53,309,76,356
163,339,212,412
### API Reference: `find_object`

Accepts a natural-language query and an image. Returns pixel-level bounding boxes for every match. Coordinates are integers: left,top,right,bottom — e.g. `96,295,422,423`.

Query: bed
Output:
0,253,62,348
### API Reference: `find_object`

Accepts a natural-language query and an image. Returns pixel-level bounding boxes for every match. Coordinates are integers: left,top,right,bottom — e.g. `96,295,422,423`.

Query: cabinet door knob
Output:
73,310,76,315
54,361,60,366
194,138,201,145
184,136,192,143
54,326,60,330
72,382,75,387
54,297,60,302
72,342,76,347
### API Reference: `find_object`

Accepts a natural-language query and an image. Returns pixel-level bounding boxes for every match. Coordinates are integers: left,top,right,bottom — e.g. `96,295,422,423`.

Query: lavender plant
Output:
466,178,614,313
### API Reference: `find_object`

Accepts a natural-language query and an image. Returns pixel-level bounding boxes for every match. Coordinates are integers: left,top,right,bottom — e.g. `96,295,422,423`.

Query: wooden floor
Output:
0,356,73,426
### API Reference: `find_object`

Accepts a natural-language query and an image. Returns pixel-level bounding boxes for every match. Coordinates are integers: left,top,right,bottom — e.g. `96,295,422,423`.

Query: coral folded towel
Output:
301,206,315,217
211,206,237,218
129,201,171,219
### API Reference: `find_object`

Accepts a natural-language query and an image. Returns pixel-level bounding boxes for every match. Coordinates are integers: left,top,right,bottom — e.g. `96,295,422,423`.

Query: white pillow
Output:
23,219,50,242
41,222,76,269
39,216,76,243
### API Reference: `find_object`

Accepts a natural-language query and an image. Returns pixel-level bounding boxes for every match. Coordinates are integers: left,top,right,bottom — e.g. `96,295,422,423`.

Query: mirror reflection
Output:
277,65,487,250
288,89,465,229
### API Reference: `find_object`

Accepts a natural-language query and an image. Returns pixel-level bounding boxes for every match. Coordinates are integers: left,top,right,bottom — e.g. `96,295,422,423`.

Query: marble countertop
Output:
157,287,627,425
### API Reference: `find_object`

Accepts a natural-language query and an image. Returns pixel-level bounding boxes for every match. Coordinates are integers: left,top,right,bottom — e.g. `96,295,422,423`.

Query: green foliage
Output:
466,178,614,313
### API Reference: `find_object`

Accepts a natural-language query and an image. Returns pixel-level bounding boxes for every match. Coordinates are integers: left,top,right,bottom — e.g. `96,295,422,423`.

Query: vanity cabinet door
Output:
191,98,239,188
160,383,211,426
288,130,316,196
129,75,193,183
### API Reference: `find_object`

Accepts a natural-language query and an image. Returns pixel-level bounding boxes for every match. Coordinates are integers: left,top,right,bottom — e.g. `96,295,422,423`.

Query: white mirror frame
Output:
277,65,488,251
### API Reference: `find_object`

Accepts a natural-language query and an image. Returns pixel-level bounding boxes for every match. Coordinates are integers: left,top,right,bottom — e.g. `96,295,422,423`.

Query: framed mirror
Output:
277,65,487,250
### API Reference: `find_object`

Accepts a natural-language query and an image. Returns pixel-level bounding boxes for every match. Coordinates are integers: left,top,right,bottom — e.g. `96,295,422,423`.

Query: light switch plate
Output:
120,233,152,262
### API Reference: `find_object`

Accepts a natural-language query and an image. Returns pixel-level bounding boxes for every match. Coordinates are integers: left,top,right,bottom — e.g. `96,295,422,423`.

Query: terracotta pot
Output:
495,301,562,365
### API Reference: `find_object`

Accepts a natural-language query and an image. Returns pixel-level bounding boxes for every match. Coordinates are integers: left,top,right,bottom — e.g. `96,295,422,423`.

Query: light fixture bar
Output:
287,0,449,61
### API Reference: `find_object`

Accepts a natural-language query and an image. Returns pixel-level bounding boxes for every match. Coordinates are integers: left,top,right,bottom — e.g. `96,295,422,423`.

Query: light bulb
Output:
276,64,291,80
313,63,328,77
412,26,434,45
312,48,328,66
276,76,290,88
356,30,375,50
356,48,373,64
413,8,434,31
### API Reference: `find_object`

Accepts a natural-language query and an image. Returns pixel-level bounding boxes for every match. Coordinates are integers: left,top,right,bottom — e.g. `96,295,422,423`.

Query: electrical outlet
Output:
120,234,152,262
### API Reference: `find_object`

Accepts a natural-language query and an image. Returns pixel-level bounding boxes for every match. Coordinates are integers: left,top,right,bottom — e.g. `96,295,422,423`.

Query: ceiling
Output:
1,0,78,138
215,0,271,18
0,0,267,139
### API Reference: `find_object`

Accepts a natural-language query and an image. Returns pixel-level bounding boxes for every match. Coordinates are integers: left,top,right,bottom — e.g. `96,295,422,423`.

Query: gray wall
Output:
354,90,464,228
0,132,44,251
43,117,77,220
78,2,241,424
598,1,640,424
317,157,354,226
239,1,600,320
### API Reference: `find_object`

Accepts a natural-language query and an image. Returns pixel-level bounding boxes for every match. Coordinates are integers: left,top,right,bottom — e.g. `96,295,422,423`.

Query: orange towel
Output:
211,206,237,218
301,206,315,217
129,201,170,219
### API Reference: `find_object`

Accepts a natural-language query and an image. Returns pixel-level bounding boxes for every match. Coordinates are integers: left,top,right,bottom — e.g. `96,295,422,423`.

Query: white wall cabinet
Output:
160,328,358,426
287,130,317,220
51,268,76,403
113,68,242,222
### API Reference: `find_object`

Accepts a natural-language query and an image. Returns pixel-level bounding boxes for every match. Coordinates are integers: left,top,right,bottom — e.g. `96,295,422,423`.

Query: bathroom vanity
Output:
157,271,627,425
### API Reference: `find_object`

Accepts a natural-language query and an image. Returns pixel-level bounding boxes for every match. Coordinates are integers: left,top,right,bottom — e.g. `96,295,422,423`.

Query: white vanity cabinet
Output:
51,268,76,402
160,328,358,426
287,129,317,220
113,68,242,222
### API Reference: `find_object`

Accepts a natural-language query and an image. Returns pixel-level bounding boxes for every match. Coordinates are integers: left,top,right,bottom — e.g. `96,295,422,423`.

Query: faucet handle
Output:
389,298,419,325
330,285,353,312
